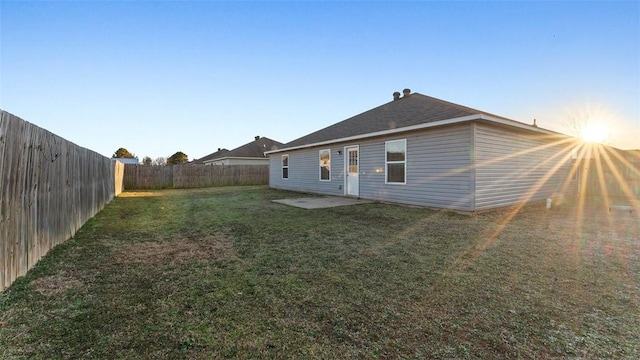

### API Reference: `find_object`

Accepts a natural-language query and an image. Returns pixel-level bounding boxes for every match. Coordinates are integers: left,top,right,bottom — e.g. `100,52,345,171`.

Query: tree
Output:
153,157,166,166
113,147,135,158
142,156,153,166
563,107,612,145
167,151,189,165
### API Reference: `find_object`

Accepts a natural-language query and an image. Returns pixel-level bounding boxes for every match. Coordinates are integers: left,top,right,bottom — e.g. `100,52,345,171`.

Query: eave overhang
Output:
265,114,568,155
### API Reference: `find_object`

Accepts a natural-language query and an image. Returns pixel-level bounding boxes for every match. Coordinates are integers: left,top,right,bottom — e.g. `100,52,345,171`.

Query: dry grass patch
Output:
30,273,84,297
118,191,164,198
111,234,237,265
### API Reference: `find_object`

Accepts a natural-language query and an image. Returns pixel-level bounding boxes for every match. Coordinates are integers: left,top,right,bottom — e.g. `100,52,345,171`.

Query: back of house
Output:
267,90,579,212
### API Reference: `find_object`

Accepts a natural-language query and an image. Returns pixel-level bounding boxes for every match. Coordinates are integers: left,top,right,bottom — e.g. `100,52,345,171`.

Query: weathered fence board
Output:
0,111,124,291
577,149,640,203
124,164,269,190
123,164,173,189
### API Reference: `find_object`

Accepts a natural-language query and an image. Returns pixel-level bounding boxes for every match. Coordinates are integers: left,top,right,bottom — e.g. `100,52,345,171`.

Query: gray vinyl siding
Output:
270,121,575,212
270,124,473,211
269,148,344,196
474,123,573,210
358,125,473,211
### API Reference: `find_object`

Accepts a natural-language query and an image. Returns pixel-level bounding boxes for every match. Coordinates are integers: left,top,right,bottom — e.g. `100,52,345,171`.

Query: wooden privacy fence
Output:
123,164,173,189
123,164,269,189
568,145,640,204
581,156,640,202
1,111,124,292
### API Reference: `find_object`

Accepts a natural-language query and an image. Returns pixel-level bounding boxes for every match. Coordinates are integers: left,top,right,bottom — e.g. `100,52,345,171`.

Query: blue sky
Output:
1,1,638,160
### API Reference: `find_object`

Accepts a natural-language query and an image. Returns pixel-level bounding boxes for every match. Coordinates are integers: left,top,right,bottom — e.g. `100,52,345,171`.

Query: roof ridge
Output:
411,92,482,112
211,137,284,159
279,91,526,150
410,93,513,121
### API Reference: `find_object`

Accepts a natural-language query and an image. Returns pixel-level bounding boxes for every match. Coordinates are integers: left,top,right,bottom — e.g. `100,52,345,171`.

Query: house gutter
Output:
203,156,268,164
212,156,268,160
265,113,567,155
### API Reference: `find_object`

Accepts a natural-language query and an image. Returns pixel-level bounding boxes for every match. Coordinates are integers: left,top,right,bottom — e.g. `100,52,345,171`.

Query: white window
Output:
386,139,406,184
319,149,330,181
282,155,289,179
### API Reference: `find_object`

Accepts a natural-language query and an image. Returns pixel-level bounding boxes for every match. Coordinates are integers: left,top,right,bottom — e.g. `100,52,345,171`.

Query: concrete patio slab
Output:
272,196,373,209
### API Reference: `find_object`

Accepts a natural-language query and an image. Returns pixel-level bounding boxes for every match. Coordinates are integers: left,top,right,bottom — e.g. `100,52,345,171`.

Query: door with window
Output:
345,146,359,196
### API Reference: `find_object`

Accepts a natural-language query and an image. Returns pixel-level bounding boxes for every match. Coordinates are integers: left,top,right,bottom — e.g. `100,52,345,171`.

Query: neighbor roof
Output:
192,148,230,164
208,137,284,161
268,92,559,154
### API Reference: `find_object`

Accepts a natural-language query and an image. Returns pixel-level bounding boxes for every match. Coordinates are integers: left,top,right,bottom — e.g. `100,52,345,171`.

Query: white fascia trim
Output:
223,156,267,160
478,114,564,136
264,114,480,154
204,156,266,162
265,113,565,155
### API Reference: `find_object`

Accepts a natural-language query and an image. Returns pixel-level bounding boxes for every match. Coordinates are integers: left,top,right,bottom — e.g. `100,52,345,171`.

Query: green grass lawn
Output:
1,186,639,359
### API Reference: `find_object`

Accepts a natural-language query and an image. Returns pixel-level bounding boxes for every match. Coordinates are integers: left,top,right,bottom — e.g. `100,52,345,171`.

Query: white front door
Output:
345,146,359,197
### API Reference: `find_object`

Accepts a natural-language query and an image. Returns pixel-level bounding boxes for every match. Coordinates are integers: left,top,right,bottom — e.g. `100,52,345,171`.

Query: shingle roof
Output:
192,148,230,164
282,92,511,148
212,137,284,160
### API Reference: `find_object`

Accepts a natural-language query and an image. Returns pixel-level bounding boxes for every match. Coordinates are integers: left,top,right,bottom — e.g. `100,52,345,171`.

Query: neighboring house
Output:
112,157,139,165
191,148,230,165
266,89,581,212
202,136,284,166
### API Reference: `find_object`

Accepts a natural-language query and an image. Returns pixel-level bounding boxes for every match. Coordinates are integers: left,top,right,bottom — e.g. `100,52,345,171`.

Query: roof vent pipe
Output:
255,136,260,140
533,119,538,127
402,88,411,98
393,92,401,101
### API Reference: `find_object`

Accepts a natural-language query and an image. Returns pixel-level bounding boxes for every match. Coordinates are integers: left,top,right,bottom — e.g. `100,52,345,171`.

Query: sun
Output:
564,101,616,145
580,121,609,143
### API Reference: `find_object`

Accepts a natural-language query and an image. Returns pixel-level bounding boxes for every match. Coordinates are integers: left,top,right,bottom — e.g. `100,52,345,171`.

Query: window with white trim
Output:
386,139,406,184
282,154,289,179
319,149,330,181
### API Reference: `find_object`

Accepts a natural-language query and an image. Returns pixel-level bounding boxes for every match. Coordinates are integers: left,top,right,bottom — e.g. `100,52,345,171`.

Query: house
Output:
266,89,580,212
191,148,229,165
202,136,283,166
112,157,139,165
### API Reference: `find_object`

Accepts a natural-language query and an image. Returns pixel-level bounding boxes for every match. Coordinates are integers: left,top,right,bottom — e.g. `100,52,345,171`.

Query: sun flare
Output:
580,121,609,144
